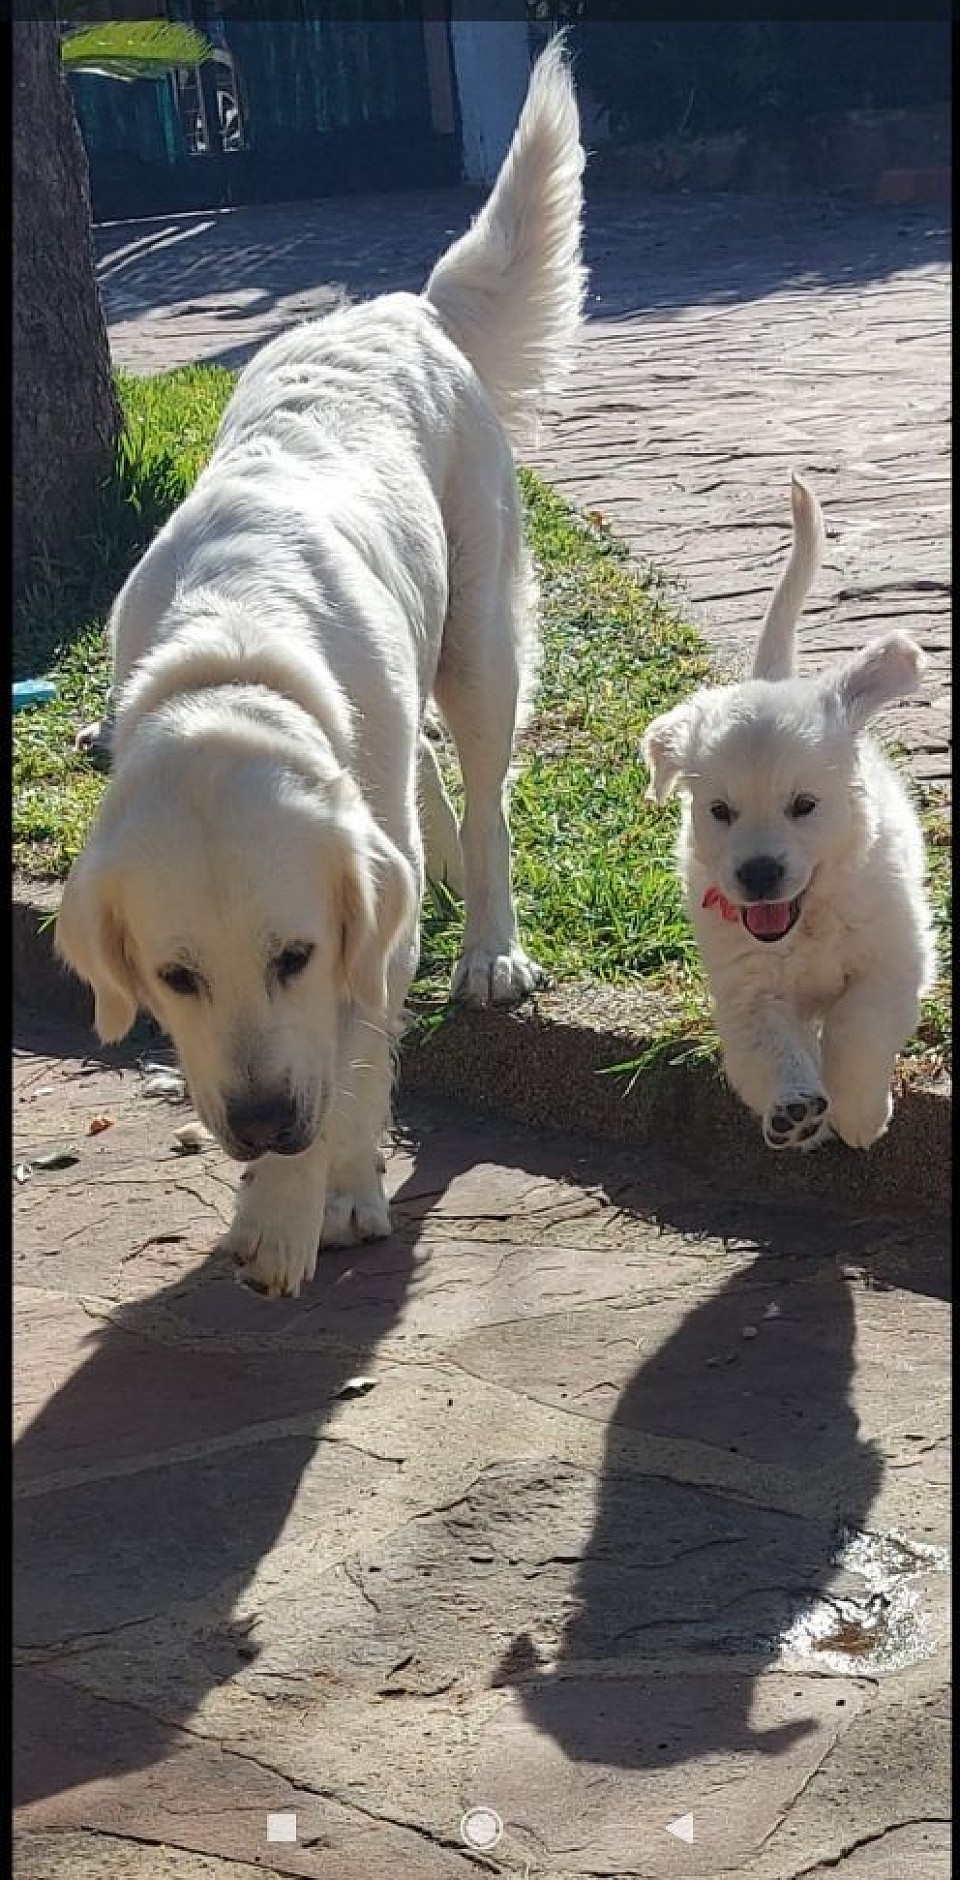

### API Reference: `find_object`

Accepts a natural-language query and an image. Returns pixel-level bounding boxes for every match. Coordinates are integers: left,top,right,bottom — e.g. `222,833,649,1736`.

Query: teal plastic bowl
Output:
13,680,57,713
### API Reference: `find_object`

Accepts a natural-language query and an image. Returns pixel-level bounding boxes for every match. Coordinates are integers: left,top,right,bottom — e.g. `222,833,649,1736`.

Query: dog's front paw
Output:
451,944,549,1008
828,1086,893,1151
763,1089,832,1153
221,1163,323,1298
322,1167,392,1247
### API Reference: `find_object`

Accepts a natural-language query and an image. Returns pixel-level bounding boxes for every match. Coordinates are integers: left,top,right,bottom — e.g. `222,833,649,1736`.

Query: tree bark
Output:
13,21,121,613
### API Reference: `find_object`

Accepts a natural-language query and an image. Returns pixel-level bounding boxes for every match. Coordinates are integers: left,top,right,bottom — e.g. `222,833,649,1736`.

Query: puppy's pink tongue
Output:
743,900,795,940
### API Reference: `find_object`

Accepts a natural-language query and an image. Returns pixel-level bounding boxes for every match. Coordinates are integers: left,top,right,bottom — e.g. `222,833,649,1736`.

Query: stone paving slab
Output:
94,187,951,797
14,1834,289,1880
13,1015,949,1878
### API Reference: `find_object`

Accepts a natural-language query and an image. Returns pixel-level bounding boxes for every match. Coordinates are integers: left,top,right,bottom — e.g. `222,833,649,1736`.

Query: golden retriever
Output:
57,41,586,1295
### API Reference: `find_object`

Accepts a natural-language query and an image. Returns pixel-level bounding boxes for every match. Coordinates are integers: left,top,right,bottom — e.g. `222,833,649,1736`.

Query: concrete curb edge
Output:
15,878,950,1224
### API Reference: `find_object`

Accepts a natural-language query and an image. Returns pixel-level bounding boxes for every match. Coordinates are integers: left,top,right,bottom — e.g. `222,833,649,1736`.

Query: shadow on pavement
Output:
14,1034,941,1810
93,190,951,375
500,1243,882,1770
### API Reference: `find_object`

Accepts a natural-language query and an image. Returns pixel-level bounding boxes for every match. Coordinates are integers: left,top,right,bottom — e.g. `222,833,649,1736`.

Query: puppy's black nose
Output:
736,855,786,900
225,1092,302,1156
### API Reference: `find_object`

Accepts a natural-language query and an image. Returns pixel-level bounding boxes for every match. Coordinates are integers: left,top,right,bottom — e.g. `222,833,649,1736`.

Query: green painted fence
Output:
70,6,459,221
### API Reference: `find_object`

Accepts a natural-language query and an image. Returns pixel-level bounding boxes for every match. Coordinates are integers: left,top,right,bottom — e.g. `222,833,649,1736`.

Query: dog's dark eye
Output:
276,943,314,986
159,964,201,997
788,794,817,819
710,801,735,825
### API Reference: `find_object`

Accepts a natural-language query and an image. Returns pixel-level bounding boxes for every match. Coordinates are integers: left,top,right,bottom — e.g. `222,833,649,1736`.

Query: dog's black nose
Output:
225,1092,303,1157
735,855,786,900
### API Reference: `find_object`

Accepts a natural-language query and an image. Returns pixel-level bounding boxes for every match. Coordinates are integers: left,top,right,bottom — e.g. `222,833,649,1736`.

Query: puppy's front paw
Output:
452,944,548,1008
763,1089,832,1153
220,1164,323,1298
829,1086,893,1151
322,1167,392,1247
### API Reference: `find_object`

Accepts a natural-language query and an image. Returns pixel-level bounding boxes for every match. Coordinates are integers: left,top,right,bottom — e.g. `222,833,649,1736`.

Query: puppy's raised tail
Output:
752,474,826,680
424,36,586,446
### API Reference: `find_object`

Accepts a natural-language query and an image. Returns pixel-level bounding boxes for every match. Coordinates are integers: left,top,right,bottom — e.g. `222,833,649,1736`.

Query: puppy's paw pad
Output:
452,945,549,1009
763,1091,831,1153
322,1181,392,1248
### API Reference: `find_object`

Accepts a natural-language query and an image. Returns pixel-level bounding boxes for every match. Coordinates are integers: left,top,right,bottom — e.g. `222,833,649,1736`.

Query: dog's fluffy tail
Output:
752,475,826,681
424,35,585,445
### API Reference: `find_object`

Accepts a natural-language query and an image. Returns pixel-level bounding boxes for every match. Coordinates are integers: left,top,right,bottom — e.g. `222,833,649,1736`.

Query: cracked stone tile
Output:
469,1671,873,1876
752,1673,950,1880
15,1417,399,1648
789,1819,950,1878
863,1428,950,1550
14,1827,284,1879
15,1672,475,1878
444,1267,907,1506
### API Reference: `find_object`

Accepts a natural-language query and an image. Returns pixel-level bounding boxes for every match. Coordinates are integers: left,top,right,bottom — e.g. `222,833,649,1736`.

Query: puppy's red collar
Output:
702,885,740,923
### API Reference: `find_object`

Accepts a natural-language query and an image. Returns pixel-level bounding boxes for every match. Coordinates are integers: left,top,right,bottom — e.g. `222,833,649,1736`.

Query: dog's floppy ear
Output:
338,824,417,1017
55,848,140,1043
828,630,924,732
641,701,697,803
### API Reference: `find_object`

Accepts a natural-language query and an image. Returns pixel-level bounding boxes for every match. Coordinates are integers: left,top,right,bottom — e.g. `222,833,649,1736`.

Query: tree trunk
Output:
13,21,121,614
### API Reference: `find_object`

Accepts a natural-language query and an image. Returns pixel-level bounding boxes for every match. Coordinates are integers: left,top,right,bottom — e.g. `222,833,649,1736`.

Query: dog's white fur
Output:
57,40,585,1295
642,476,936,1153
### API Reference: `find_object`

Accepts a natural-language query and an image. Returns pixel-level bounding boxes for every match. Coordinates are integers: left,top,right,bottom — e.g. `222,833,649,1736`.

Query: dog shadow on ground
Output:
14,1108,425,1808
497,1239,884,1773
14,1057,939,1811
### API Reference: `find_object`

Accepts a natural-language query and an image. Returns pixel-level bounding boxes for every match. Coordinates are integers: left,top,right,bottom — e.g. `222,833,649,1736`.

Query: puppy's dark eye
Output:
159,964,201,997
788,794,817,819
276,943,314,986
710,801,735,825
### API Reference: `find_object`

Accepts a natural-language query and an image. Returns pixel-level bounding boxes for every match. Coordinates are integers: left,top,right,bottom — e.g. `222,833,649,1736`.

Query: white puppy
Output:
56,41,586,1295
642,476,936,1153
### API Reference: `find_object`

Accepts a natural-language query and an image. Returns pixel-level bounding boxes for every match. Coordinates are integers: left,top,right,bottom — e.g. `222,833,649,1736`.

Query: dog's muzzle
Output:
222,1091,315,1161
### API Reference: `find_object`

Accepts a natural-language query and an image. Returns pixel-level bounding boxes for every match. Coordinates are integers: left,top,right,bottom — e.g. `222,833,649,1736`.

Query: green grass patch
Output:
13,364,951,1074
15,365,235,684
14,366,234,874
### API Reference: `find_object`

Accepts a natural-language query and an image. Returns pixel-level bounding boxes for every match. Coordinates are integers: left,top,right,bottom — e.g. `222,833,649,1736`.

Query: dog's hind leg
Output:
418,728,464,897
434,540,545,1008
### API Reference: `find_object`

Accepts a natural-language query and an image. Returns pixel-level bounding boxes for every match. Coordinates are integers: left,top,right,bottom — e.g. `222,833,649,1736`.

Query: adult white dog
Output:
642,475,935,1153
57,41,586,1296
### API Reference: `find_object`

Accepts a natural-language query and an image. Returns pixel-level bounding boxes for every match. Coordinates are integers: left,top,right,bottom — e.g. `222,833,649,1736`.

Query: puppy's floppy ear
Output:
828,630,924,732
641,701,697,803
55,849,140,1044
338,824,418,1017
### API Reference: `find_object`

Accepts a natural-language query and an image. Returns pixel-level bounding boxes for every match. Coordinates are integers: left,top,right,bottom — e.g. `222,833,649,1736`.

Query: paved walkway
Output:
94,187,951,797
13,1016,950,1878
